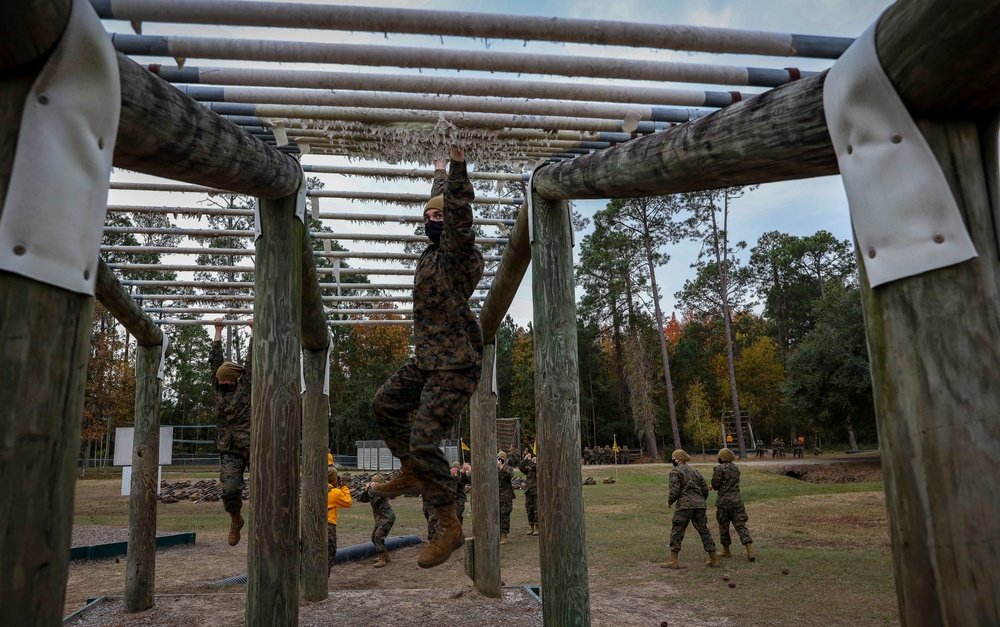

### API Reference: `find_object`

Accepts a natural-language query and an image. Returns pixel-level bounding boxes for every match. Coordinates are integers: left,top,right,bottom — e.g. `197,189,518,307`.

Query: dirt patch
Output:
777,462,882,484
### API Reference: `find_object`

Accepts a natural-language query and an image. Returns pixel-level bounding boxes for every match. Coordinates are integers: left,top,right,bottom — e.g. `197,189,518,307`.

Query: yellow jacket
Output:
327,484,352,524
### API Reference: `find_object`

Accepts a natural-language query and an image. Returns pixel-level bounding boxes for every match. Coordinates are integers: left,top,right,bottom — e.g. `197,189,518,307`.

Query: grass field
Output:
72,458,899,625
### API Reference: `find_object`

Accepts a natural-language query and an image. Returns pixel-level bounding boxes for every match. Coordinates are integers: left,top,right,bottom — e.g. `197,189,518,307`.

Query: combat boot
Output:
417,504,465,569
706,551,719,567
227,512,244,547
526,525,534,536
500,533,508,545
371,458,423,498
531,524,539,536
718,545,732,558
660,551,680,569
746,544,756,562
374,551,388,568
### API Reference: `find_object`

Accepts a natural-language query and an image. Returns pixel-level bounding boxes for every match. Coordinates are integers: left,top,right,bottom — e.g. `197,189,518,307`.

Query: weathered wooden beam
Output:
300,217,329,351
95,258,163,346
124,343,164,612
247,193,302,626
531,193,591,625
0,3,89,626
859,117,1000,625
114,52,300,199
479,202,529,344
469,344,501,598
299,346,329,602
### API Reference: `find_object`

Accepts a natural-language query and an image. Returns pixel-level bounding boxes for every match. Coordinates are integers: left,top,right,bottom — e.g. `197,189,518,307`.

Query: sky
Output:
103,0,896,329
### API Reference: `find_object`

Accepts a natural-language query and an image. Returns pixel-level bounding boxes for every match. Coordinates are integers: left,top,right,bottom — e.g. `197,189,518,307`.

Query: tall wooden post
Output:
0,3,89,626
125,341,165,611
248,193,303,626
300,346,329,602
469,343,501,597
531,193,591,625
858,117,1000,625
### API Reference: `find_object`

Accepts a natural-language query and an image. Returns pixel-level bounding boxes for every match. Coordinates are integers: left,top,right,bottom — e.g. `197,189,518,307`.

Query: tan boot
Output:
384,551,391,563
371,459,424,498
746,544,756,562
373,551,388,568
417,504,465,569
526,525,534,536
718,545,732,558
706,551,719,567
500,532,508,545
531,524,539,536
227,512,244,547
660,551,680,569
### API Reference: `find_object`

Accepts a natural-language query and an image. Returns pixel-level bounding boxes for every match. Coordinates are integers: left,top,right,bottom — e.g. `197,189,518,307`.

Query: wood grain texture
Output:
299,347,330,602
0,0,71,70
300,226,329,351
96,258,163,346
125,343,164,612
859,118,1000,625
247,195,303,626
114,53,300,199
530,193,591,626
479,202,529,345
469,343,501,598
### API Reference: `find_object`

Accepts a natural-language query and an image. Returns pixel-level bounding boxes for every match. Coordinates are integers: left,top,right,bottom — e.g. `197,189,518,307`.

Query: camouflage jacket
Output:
498,463,516,502
518,457,537,493
209,339,252,452
357,487,395,522
668,463,709,510
413,160,485,371
454,470,471,505
711,461,745,508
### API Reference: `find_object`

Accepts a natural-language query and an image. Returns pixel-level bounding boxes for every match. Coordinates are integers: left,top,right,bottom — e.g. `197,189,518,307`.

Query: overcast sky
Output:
105,0,895,328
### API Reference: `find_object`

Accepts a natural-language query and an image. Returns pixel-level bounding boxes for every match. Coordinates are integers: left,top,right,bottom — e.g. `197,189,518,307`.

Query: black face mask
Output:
671,459,679,467
425,220,443,244
718,457,724,464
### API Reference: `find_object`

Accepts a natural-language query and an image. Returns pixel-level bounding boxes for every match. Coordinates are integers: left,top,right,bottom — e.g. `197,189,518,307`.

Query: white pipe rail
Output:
105,205,517,227
111,34,814,89
119,279,491,291
129,293,486,303
110,263,496,277
108,182,518,204
101,245,503,262
103,226,509,245
302,165,525,182
155,318,417,326
143,306,441,316
94,1,850,58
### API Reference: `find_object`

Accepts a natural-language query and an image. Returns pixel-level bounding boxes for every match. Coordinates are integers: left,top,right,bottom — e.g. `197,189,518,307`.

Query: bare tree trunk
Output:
846,422,859,453
645,247,681,449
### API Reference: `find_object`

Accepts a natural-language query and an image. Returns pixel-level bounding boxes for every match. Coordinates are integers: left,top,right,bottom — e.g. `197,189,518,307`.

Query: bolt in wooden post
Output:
469,343,501,597
531,192,591,626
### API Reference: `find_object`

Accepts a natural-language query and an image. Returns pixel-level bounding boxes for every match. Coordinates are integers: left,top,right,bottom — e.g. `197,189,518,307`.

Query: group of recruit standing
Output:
663,448,755,569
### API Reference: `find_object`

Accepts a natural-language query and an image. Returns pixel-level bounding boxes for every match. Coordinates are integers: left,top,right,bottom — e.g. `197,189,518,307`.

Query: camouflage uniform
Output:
357,486,396,553
371,160,484,509
711,461,753,548
454,469,472,524
518,455,538,526
583,447,592,465
498,460,516,535
423,494,439,541
668,463,716,553
209,339,252,515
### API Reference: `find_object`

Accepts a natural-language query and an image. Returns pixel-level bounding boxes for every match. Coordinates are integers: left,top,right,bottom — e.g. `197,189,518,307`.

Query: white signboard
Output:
121,465,163,496
113,427,174,466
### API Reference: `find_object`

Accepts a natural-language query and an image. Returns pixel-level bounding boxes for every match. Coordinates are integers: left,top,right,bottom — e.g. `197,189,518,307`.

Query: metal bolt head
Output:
98,137,104,150
38,94,49,105
846,145,853,154
13,245,26,255
84,269,90,280
933,234,945,244
868,248,876,258
891,134,902,143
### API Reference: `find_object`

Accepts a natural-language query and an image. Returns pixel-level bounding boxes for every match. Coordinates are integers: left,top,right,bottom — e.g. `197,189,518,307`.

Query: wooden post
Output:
0,4,90,626
125,342,165,611
858,116,1000,625
531,193,591,625
95,258,164,345
247,193,303,626
300,346,329,602
478,202,529,344
469,343,501,598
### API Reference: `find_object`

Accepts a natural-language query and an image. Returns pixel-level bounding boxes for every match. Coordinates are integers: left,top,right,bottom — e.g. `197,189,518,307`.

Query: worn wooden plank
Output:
125,343,164,612
95,258,163,346
859,117,1000,625
478,202,529,345
247,194,303,626
469,344,501,598
114,53,300,199
299,346,329,602
531,193,591,625
0,4,91,625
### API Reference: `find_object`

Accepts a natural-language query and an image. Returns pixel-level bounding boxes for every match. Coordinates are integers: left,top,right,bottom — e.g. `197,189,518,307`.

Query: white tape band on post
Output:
0,0,121,296
253,199,262,242
300,349,306,395
323,332,333,397
491,343,498,398
823,20,977,288
295,170,307,223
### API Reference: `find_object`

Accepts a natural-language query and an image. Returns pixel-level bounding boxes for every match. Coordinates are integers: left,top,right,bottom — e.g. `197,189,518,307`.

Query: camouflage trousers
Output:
327,522,338,573
716,506,753,547
456,496,467,525
219,448,249,514
524,489,538,525
423,498,439,541
372,513,396,553
372,358,480,508
670,508,717,553
499,496,513,534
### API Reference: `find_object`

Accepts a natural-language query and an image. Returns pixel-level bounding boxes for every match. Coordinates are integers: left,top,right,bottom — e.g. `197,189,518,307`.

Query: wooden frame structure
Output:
2,0,999,625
